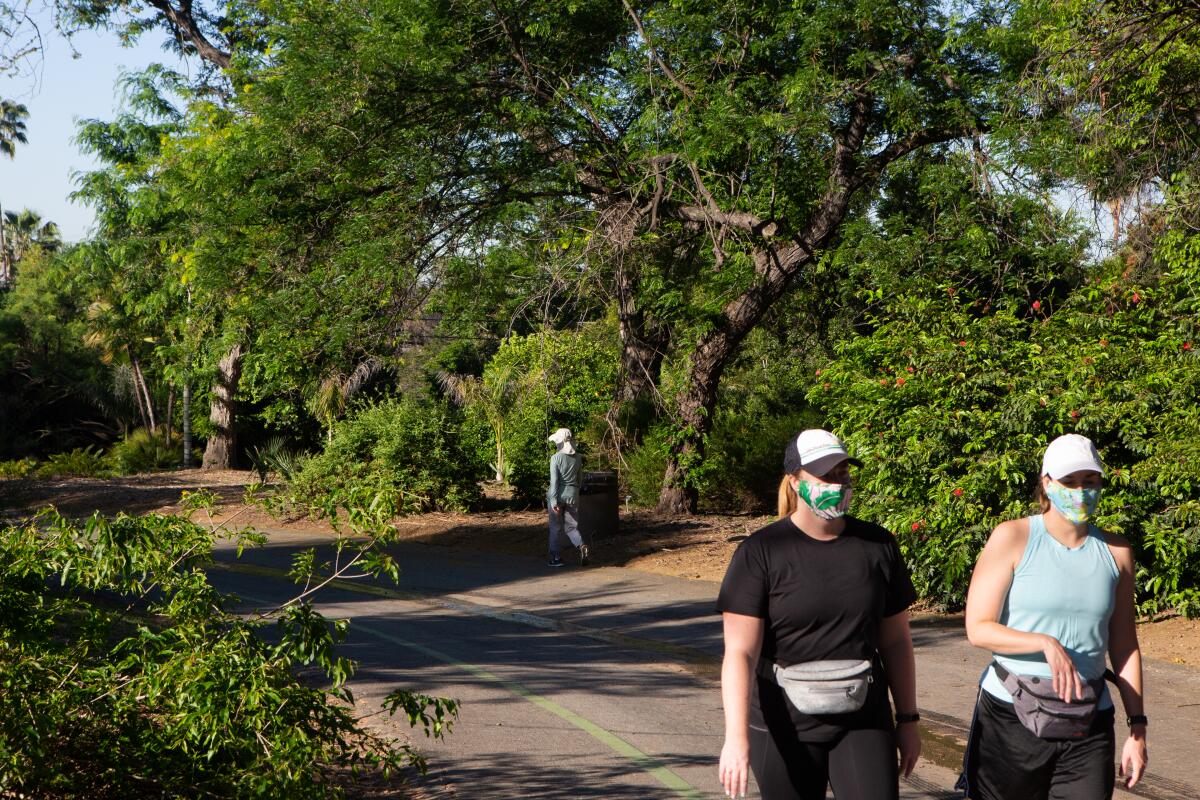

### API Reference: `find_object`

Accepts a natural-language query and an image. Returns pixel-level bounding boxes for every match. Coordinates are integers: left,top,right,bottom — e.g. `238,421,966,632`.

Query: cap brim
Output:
804,453,861,477
1044,460,1105,480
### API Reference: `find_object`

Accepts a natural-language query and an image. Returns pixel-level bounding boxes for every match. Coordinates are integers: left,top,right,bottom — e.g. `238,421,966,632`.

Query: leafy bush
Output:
0,458,37,479
36,445,111,478
462,324,618,506
106,428,193,474
809,230,1200,614
0,507,456,797
702,407,824,512
288,397,484,515
624,426,670,508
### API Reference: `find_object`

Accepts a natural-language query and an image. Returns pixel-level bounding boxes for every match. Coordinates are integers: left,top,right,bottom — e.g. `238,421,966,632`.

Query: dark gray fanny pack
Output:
992,661,1108,739
772,659,873,715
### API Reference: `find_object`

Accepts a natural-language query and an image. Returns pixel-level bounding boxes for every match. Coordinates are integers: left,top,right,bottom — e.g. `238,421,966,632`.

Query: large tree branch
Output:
145,0,231,70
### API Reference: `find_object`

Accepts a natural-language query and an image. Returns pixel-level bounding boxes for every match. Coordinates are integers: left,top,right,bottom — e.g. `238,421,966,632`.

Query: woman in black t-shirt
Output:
717,429,921,800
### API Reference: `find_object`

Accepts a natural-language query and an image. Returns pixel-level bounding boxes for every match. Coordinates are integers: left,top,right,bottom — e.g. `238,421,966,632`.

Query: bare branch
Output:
621,0,695,101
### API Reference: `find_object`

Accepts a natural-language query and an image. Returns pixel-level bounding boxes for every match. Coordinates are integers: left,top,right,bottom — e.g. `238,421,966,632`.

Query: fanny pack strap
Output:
991,660,1114,691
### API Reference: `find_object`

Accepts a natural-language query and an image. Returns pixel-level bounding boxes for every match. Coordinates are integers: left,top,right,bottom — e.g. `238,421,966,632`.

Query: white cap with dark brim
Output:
784,429,862,477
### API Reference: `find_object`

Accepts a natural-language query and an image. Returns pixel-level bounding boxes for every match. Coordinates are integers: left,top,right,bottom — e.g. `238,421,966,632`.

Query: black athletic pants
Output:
963,690,1115,800
748,724,898,800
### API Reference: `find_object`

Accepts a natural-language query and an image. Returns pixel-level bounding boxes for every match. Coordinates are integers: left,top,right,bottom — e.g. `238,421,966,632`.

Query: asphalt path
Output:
207,532,1197,799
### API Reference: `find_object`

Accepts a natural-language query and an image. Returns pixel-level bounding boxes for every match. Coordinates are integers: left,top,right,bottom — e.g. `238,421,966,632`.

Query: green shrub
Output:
463,324,618,506
288,397,484,515
810,254,1200,614
702,408,823,513
0,458,37,479
0,509,456,797
624,426,670,508
35,446,110,478
106,428,194,475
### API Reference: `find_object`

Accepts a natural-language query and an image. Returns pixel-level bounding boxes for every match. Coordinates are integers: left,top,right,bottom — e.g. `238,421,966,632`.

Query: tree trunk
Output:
164,385,175,441
130,354,157,434
202,343,244,470
182,381,193,468
125,347,152,432
655,188,861,511
654,348,726,514
604,230,672,455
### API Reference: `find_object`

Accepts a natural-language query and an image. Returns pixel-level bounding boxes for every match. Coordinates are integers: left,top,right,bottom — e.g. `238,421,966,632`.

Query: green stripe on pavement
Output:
357,622,705,800
222,564,706,799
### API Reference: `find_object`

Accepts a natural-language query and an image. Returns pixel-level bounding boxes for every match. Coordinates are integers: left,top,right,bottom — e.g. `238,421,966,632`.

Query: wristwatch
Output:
1127,714,1148,728
894,711,920,724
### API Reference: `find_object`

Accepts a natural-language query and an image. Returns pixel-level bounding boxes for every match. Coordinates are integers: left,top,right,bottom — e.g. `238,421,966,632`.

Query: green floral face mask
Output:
796,480,852,520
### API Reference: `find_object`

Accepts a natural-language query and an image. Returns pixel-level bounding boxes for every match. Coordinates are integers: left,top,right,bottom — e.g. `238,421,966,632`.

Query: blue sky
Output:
0,16,188,242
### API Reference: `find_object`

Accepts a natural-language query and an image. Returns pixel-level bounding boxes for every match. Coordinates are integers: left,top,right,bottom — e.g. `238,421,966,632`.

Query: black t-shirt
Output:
716,514,917,741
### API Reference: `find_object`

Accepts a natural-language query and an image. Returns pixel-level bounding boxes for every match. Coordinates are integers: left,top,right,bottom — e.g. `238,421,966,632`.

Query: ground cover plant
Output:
0,492,457,797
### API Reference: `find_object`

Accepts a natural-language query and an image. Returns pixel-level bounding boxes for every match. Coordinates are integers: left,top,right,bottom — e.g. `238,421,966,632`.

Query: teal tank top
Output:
981,514,1119,707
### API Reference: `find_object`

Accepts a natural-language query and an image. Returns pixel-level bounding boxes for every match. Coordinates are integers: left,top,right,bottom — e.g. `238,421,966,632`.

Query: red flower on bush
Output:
958,339,968,347
1132,292,1141,303
953,487,964,497
815,369,822,376
1184,342,1192,351
1100,338,1108,347
1069,410,1080,419
946,287,956,296
1032,300,1041,311
880,378,889,386
906,366,914,373
911,522,921,531
896,377,906,386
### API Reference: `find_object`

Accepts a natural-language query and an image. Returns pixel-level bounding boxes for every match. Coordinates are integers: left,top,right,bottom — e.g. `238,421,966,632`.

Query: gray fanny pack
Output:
992,661,1107,739
772,659,873,715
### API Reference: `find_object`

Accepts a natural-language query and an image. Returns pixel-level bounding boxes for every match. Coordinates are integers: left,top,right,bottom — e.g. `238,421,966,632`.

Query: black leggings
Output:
749,724,898,800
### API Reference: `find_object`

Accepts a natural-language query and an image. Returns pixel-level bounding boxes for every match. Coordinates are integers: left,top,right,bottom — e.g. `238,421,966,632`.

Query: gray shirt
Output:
547,451,582,506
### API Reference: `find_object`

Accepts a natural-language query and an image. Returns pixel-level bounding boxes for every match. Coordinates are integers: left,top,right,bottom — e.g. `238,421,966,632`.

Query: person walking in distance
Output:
961,433,1148,799
547,427,588,568
718,429,921,800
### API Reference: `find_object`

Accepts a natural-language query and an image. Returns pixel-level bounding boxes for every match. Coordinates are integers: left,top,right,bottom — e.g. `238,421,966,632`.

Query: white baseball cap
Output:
548,428,573,445
1041,434,1105,479
784,429,863,477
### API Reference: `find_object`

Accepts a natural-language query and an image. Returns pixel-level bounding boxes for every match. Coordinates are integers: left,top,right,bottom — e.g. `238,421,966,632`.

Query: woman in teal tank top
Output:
961,434,1147,800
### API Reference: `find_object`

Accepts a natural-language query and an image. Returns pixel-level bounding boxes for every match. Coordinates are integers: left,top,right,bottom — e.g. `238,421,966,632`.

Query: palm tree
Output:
0,100,28,159
306,358,386,443
439,359,544,484
4,209,62,262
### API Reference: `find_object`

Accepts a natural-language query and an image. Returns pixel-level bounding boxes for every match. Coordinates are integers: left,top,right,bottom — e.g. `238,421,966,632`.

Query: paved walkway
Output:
212,531,1199,799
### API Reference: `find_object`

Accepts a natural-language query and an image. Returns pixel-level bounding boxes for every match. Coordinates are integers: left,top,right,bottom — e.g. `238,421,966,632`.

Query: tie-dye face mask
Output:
1045,481,1101,524
796,480,853,520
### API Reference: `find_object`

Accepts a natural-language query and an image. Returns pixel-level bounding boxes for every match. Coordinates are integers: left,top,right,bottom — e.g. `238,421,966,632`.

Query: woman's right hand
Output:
1040,634,1084,702
718,736,750,799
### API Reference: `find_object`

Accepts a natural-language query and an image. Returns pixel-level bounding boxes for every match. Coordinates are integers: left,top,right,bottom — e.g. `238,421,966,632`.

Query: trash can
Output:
577,470,619,545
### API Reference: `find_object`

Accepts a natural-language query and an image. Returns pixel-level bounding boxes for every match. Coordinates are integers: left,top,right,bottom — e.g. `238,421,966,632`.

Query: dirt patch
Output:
1136,615,1200,667
5,471,1199,669
0,469,250,522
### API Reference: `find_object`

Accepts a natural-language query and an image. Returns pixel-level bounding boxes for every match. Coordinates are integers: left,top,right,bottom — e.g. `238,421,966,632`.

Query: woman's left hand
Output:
1119,730,1148,788
896,721,921,778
